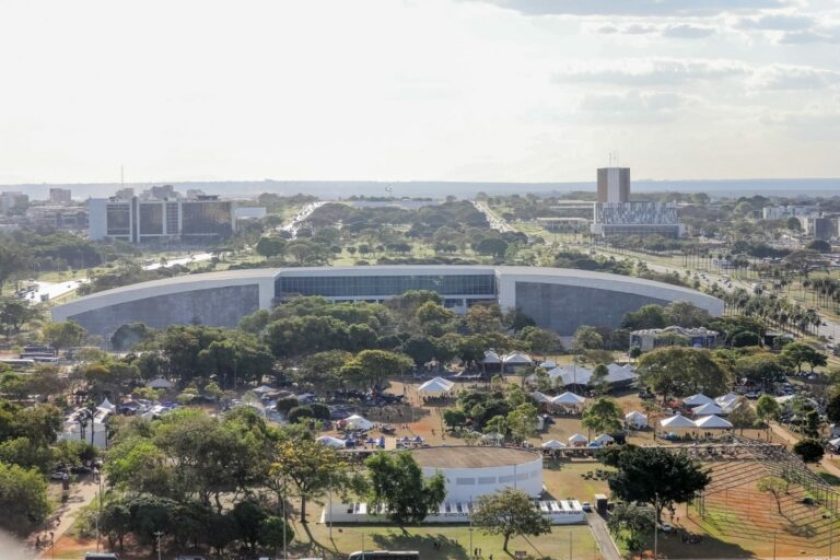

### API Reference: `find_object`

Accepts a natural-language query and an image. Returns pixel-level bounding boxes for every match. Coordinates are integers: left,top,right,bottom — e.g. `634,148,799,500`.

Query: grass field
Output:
303,522,600,560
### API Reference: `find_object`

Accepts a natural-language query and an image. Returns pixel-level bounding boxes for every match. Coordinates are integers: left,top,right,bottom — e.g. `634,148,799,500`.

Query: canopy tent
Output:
715,392,740,407
530,391,552,404
343,414,374,431
568,433,589,447
660,412,696,429
829,438,840,451
591,434,615,446
253,385,277,395
541,439,567,449
694,415,734,429
316,436,348,448
605,363,638,384
546,365,593,387
417,377,455,397
481,350,502,364
146,377,173,389
625,410,648,428
692,402,725,416
550,391,586,407
97,398,116,412
539,360,557,370
503,352,533,365
683,393,713,407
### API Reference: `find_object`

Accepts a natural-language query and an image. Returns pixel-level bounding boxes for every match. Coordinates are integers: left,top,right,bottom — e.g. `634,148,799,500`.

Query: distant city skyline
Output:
1,0,839,184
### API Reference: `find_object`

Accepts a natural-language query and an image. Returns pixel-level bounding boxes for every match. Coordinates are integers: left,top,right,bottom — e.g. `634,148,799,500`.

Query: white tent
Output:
625,410,648,428
692,402,725,416
97,398,116,412
550,391,586,407
343,414,374,431
694,415,734,429
568,433,589,446
503,352,533,365
683,393,713,406
541,439,567,449
546,365,593,387
316,436,347,448
482,350,502,364
591,434,615,446
530,391,552,404
605,363,638,384
146,377,173,389
660,412,696,429
829,438,840,451
482,432,504,443
540,360,557,370
417,377,455,397
715,392,740,407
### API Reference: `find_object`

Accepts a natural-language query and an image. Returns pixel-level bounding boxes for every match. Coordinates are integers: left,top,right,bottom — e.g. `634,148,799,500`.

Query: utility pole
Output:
653,494,659,560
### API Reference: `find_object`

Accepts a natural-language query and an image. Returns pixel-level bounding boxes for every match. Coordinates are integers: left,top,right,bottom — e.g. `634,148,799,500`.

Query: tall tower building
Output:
597,167,630,203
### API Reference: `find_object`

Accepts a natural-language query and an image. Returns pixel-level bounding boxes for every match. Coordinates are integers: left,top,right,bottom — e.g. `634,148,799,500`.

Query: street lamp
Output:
154,530,163,560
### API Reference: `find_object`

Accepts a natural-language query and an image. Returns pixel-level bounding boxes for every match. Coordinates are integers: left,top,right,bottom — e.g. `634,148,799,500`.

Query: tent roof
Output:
625,410,647,420
546,365,593,386
568,433,588,443
531,391,551,403
316,436,347,448
146,377,173,389
692,402,725,415
482,350,501,363
417,377,454,394
98,398,116,411
541,439,567,449
551,391,586,405
694,415,733,429
683,393,713,406
503,352,533,364
592,434,615,444
253,385,276,394
660,413,696,428
715,392,740,406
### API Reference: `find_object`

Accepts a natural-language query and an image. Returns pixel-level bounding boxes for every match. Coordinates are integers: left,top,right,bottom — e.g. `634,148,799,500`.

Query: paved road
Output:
587,512,622,560
280,201,327,239
472,200,516,233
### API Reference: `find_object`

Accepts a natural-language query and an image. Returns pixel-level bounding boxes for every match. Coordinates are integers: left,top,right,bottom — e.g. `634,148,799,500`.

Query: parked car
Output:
581,501,592,512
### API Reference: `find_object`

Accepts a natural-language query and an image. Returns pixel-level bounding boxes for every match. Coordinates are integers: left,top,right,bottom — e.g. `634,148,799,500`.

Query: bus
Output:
347,552,420,560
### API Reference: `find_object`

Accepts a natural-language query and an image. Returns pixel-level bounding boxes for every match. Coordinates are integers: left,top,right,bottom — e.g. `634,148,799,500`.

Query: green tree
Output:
590,363,609,394
42,320,86,350
471,488,550,552
607,502,655,554
782,342,827,373
826,393,840,425
622,304,667,330
365,451,446,527
0,298,39,335
506,402,539,442
756,394,781,422
581,397,623,436
573,325,603,352
793,438,824,463
271,438,351,523
0,462,50,535
757,476,789,514
637,347,731,401
256,236,287,259
520,326,560,360
603,446,710,522
340,350,413,390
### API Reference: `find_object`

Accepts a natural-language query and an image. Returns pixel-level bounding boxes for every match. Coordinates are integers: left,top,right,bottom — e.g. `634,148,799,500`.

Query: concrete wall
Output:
63,284,260,339
515,281,671,336
423,457,543,502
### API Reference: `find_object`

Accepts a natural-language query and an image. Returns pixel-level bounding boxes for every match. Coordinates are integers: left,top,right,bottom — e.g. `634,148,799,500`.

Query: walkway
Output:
38,475,101,559
587,512,622,560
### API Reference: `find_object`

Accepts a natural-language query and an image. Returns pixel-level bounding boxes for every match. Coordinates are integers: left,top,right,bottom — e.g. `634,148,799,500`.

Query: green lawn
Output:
304,523,600,560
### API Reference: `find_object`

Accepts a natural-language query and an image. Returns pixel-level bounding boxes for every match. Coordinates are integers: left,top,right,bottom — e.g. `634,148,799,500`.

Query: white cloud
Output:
590,22,716,38
553,58,750,86
735,12,815,30
753,65,840,90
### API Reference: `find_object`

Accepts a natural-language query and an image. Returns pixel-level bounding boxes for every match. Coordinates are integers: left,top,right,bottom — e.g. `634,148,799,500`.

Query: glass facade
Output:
166,202,179,234
139,203,164,235
277,274,497,298
181,201,233,237
106,204,131,236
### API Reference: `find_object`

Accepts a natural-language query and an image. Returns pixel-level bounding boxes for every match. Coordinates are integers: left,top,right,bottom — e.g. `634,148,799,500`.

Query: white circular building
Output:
412,446,543,502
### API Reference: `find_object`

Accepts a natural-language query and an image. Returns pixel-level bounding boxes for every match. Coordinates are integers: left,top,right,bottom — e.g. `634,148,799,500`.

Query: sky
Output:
1,0,839,185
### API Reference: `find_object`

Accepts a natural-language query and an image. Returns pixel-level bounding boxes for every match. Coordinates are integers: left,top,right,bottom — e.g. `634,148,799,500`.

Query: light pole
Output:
653,494,659,560
154,530,163,560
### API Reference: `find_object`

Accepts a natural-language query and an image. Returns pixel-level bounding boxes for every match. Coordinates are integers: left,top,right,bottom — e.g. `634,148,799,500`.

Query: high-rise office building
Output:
88,188,235,243
49,188,72,204
591,166,683,238
597,167,630,203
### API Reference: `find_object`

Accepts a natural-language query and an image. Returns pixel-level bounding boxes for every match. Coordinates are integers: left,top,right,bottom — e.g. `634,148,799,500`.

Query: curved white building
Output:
412,446,543,502
52,265,723,339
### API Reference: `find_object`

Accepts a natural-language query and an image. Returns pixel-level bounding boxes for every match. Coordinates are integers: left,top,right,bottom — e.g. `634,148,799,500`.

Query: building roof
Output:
411,446,540,469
